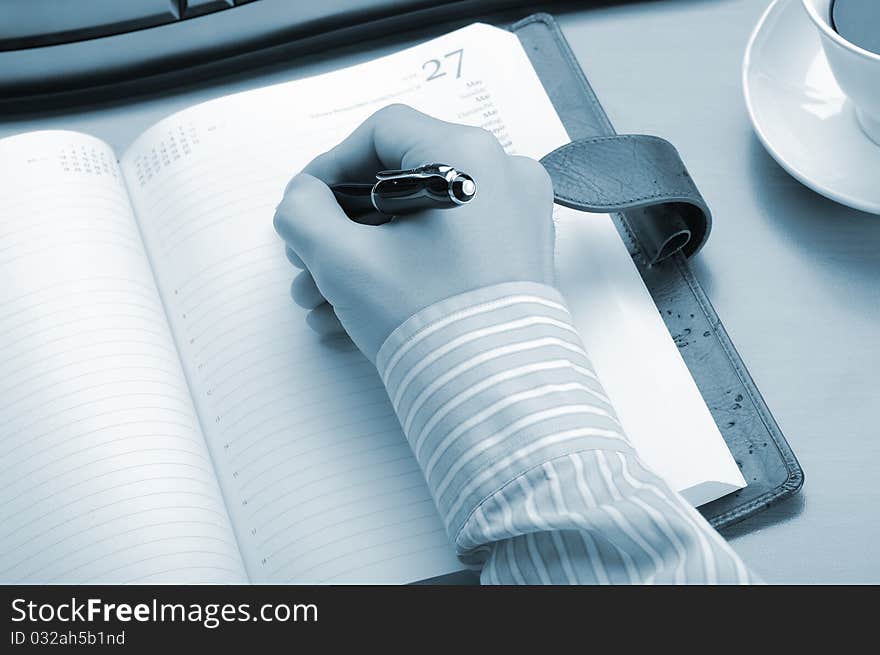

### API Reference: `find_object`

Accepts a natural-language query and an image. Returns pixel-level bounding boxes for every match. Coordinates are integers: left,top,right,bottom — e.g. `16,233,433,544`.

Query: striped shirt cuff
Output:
375,281,633,544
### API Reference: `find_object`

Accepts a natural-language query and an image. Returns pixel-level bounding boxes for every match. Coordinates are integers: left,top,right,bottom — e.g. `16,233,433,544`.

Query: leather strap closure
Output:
540,134,711,265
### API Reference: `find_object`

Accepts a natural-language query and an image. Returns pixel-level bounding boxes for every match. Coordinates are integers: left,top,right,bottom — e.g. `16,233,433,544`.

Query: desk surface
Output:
2,0,878,583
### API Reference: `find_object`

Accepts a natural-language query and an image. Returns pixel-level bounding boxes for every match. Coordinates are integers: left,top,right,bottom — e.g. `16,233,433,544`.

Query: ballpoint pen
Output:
329,163,476,225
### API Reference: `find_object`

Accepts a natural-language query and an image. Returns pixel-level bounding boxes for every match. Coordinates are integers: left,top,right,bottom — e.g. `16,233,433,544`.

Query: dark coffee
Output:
832,0,880,54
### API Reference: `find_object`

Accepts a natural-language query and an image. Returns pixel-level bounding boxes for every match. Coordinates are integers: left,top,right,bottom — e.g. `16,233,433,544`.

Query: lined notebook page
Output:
121,24,562,583
0,131,246,584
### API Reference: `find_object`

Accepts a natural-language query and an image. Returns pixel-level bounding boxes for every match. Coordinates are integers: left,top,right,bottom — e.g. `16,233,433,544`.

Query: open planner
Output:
0,22,749,584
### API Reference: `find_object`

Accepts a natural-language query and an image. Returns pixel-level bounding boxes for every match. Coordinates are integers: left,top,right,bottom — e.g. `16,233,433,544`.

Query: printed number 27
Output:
423,49,464,81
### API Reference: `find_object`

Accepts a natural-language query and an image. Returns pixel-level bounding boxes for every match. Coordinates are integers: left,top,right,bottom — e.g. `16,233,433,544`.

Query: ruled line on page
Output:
0,131,248,584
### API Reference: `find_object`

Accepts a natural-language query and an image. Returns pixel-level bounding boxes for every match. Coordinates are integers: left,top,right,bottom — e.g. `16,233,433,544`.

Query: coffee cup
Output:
802,0,880,144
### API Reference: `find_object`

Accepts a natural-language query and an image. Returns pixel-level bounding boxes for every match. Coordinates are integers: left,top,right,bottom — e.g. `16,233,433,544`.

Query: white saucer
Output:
743,0,880,214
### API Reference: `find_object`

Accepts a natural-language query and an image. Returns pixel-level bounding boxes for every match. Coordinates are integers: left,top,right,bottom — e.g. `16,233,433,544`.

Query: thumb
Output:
273,172,361,270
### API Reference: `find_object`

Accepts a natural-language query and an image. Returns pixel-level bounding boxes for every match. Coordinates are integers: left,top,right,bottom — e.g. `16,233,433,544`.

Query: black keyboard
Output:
0,0,557,103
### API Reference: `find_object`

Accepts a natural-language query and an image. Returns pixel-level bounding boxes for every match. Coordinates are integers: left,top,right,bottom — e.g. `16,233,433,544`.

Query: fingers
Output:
292,274,343,337
306,303,345,337
302,104,459,184
290,270,324,309
274,172,363,270
285,245,304,269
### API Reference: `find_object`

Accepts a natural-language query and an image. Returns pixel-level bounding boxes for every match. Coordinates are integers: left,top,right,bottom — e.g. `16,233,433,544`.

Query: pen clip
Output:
375,163,452,181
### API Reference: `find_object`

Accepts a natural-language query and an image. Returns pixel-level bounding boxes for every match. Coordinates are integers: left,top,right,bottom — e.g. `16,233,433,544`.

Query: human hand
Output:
273,104,555,362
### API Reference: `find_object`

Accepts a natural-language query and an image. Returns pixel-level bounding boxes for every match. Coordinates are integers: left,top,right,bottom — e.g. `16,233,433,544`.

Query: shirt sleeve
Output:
375,281,755,584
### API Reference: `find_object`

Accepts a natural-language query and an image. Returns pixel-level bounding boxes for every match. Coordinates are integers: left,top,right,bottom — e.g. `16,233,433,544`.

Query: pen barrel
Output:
330,184,390,225
372,173,472,214
330,166,475,224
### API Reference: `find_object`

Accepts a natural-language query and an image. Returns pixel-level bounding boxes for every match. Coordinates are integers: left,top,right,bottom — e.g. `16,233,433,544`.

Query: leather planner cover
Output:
511,13,803,529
